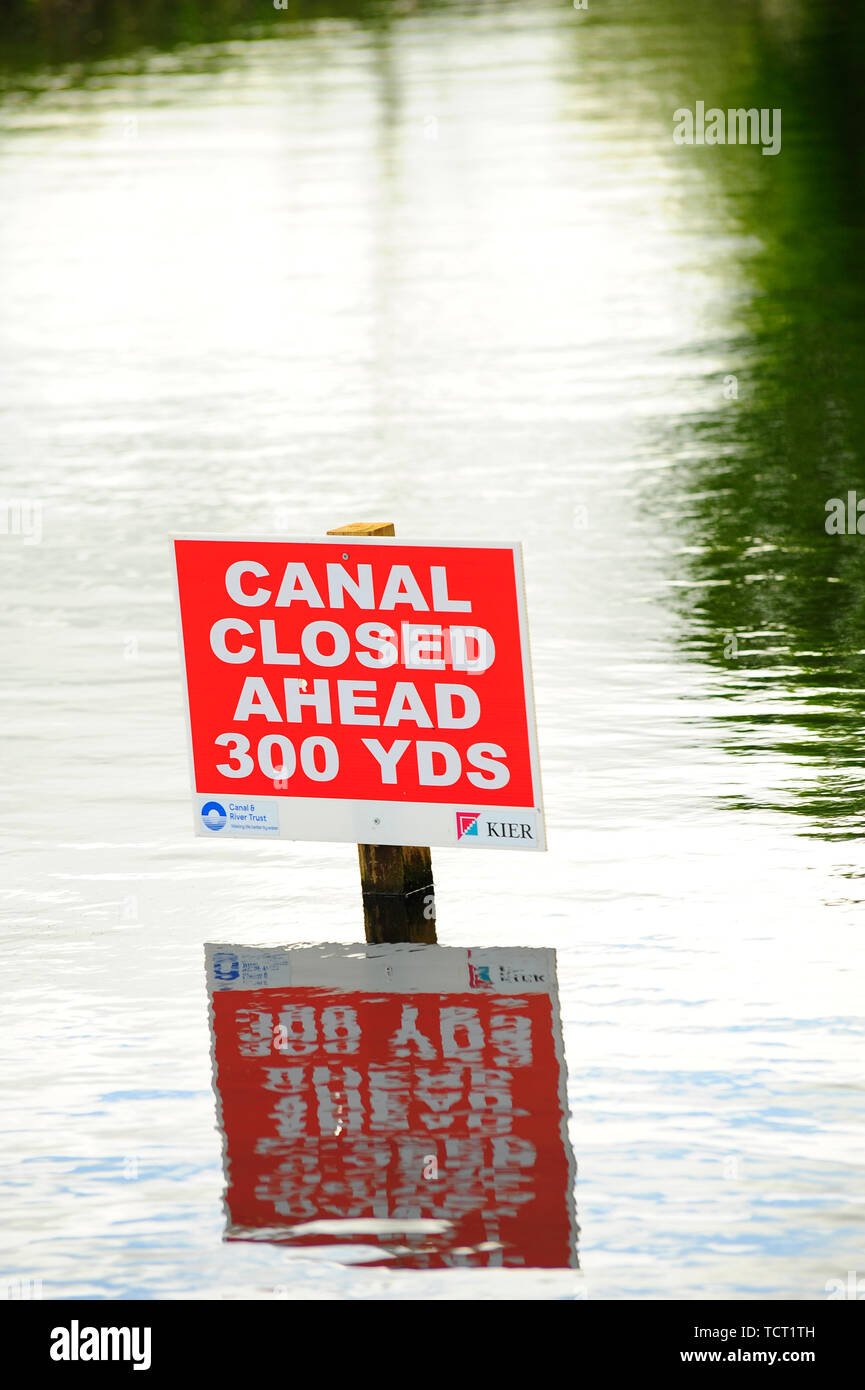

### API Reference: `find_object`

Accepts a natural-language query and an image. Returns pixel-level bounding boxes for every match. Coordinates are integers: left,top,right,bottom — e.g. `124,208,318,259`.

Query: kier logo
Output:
456,811,481,839
468,963,495,989
469,961,547,990
456,809,538,848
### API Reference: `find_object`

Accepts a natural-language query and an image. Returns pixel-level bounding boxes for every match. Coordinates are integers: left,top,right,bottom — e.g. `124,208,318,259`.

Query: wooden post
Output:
327,521,437,945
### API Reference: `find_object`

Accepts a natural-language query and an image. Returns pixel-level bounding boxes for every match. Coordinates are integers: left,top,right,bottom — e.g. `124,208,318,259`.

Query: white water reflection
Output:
0,3,862,1301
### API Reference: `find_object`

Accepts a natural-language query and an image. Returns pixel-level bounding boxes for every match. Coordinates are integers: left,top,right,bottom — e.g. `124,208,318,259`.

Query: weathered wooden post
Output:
327,521,437,945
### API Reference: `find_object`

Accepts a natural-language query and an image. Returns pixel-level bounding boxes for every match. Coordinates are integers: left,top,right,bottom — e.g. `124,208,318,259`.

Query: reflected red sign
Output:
207,945,577,1270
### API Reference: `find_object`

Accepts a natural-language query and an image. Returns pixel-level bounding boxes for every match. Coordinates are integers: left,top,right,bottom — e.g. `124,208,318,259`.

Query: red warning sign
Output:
173,537,545,849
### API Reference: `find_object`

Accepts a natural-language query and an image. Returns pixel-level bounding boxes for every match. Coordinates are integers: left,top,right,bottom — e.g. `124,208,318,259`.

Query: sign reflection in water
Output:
206,944,577,1270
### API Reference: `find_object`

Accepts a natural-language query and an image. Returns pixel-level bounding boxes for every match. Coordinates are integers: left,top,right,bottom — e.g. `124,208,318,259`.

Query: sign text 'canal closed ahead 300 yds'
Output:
172,537,545,849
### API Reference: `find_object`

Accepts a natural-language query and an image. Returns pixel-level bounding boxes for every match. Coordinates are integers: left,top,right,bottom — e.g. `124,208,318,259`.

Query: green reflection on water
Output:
0,0,481,101
0,0,405,75
634,1,865,837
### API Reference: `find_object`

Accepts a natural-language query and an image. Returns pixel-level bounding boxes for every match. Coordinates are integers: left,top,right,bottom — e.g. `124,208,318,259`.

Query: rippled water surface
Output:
1,0,864,1299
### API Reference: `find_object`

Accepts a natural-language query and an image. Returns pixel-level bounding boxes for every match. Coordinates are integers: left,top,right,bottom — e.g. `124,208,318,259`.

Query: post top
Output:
327,522,395,537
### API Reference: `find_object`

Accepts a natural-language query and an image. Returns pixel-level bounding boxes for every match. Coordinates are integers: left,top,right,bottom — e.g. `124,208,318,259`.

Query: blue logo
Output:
201,800,227,831
213,951,239,982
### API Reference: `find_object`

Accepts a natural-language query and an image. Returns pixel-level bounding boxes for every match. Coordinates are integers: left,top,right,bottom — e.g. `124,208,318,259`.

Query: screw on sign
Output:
172,524,546,939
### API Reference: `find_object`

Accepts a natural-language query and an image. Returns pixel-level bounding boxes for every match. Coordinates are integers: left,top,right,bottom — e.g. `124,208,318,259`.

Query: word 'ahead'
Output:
172,537,545,850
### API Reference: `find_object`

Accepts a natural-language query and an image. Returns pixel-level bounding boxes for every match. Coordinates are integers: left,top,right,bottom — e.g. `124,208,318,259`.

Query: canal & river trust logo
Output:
201,800,227,831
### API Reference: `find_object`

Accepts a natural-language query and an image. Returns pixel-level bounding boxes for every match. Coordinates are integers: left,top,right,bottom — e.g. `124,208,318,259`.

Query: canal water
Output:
0,0,863,1299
